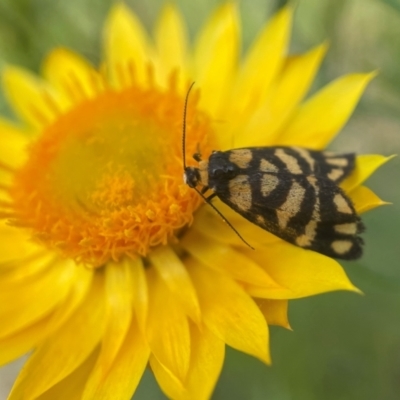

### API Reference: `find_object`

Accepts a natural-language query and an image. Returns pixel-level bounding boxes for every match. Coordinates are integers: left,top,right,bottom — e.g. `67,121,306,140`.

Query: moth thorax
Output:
209,160,239,180
184,167,201,188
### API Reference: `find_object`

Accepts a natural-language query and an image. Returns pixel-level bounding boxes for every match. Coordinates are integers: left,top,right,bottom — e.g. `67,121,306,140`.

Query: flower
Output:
0,3,390,400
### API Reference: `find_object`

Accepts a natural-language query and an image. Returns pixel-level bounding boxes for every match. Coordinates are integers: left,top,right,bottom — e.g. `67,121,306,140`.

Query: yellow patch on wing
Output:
261,173,279,197
334,223,358,235
229,174,252,211
256,215,266,225
275,148,302,174
293,147,315,170
326,157,349,167
276,181,305,229
259,158,278,173
333,193,352,214
229,149,253,169
331,240,353,255
295,175,320,247
327,168,344,181
295,220,317,247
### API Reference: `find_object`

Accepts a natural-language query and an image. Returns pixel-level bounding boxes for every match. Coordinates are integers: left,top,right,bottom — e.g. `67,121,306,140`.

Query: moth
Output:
182,85,364,260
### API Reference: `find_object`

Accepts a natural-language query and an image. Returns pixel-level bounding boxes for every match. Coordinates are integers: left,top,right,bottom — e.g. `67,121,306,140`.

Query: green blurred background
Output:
0,0,399,399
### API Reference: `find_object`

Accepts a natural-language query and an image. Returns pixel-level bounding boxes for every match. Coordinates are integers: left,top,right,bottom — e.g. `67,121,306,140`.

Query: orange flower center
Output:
11,84,213,266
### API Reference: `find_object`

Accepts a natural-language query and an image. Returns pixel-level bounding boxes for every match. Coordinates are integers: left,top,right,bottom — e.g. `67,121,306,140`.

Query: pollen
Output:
10,82,214,266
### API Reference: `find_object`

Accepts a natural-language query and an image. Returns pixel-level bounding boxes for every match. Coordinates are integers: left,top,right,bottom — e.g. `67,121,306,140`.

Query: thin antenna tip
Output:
182,81,196,170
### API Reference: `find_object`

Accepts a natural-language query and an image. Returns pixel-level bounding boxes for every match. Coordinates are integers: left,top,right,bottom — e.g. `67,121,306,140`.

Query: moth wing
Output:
214,170,312,247
216,171,363,260
294,175,363,259
265,147,355,183
301,148,356,183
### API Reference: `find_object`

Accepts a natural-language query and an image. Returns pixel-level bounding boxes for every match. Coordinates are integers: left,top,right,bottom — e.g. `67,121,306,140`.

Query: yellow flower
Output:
0,3,390,400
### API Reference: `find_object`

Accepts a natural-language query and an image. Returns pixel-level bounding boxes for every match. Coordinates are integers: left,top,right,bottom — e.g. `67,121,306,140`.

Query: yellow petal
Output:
43,265,93,335
2,66,63,128
182,229,282,292
187,258,270,363
154,3,188,90
8,274,105,399
228,6,293,117
0,314,50,366
149,246,201,324
341,154,394,192
145,268,190,382
130,257,148,333
183,324,225,400
0,168,13,201
192,204,280,248
278,72,376,148
150,356,186,400
0,252,51,281
0,251,54,286
0,223,43,264
254,299,291,329
104,3,152,88
36,350,98,400
193,2,239,114
0,265,91,365
245,242,360,299
0,267,92,366
82,318,150,400
0,118,30,169
192,213,246,247
240,43,328,147
0,258,75,338
151,323,225,400
89,259,133,379
42,47,104,102
350,185,389,214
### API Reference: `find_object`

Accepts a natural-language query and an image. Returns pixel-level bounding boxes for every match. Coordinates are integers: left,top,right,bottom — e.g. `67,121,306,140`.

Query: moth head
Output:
183,167,201,188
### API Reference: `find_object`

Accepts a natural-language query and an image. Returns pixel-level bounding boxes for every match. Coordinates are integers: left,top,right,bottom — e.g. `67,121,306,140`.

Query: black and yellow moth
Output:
182,85,364,260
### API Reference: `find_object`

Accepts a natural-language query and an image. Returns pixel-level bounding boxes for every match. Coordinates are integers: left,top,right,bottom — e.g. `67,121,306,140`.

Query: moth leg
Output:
201,186,216,201
205,192,217,202
192,186,254,250
193,152,202,162
200,185,209,195
193,143,202,161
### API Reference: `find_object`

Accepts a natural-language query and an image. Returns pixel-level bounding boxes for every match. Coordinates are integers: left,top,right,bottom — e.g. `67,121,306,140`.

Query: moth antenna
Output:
182,82,253,249
182,82,196,170
193,186,255,250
